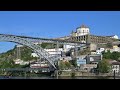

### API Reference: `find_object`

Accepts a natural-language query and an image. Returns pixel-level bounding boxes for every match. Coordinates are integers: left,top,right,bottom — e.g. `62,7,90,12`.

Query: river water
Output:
0,76,117,79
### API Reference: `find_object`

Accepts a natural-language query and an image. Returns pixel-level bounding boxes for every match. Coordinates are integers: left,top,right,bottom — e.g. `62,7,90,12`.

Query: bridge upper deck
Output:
0,34,88,45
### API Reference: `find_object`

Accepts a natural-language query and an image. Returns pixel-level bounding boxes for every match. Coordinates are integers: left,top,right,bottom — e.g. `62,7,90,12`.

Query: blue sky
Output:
0,11,120,53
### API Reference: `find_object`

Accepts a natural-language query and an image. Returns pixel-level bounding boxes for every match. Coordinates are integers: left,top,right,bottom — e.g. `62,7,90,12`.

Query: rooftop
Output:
112,62,120,65
80,24,88,28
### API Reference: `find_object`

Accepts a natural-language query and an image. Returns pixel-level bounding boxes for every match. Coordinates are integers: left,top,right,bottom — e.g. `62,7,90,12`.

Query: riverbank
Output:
57,71,117,77
0,76,119,79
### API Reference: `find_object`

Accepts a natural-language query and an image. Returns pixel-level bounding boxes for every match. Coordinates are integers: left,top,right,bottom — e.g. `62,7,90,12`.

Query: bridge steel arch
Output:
0,34,59,69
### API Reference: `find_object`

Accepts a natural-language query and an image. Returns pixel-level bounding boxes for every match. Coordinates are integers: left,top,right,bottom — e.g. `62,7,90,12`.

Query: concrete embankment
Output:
58,71,115,77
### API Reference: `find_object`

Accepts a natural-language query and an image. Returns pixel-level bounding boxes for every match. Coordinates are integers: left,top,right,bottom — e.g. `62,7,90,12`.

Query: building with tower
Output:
70,25,119,44
71,24,90,37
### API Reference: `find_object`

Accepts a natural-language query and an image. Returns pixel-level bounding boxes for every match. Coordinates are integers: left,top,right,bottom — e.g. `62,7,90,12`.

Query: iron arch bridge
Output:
0,34,88,69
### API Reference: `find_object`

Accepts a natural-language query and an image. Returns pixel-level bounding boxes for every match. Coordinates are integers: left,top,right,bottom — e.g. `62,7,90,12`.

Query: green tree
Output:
70,59,77,67
110,52,120,60
58,61,66,70
102,51,120,61
102,50,111,59
71,72,75,78
106,43,113,48
118,57,120,62
0,60,23,68
98,59,111,73
65,62,71,68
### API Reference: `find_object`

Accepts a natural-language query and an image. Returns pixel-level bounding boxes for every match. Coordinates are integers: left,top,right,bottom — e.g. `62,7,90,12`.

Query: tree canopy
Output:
98,59,111,73
102,51,120,61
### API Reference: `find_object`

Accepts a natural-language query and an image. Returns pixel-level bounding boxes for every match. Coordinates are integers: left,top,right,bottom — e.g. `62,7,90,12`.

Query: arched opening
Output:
0,42,41,66
0,42,15,53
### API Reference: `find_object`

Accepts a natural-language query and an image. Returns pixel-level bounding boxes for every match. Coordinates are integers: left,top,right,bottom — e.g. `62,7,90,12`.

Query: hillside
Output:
0,43,63,68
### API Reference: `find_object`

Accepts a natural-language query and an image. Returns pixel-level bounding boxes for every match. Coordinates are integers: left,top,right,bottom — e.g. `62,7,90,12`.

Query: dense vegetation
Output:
58,61,71,70
58,59,77,70
97,43,113,49
0,45,37,62
40,43,63,49
0,43,63,69
102,50,120,61
0,45,38,69
97,59,111,73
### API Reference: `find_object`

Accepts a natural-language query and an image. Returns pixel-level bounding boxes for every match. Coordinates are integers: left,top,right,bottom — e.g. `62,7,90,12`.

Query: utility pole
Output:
54,69,59,79
56,70,58,79
55,41,59,79
17,44,21,59
39,43,41,68
55,41,59,68
17,45,18,59
19,46,21,59
75,43,77,59
114,70,115,79
56,41,59,56
24,71,26,79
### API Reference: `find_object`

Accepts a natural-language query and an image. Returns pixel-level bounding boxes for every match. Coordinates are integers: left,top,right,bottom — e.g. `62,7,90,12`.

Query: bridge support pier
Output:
53,70,59,79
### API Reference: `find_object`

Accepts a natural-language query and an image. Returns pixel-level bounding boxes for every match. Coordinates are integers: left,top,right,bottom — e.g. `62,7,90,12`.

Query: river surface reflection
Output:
0,76,116,79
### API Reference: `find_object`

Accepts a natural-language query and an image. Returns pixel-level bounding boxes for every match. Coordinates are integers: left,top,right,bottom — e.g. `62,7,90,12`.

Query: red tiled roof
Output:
112,62,120,65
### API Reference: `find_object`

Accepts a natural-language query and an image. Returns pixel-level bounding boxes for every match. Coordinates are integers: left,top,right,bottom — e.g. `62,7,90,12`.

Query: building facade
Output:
70,25,118,44
110,62,120,73
71,34,118,44
71,25,90,36
86,54,102,64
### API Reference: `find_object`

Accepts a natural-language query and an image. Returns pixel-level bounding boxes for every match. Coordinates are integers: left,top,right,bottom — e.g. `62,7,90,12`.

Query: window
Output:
83,30,84,33
84,68,87,70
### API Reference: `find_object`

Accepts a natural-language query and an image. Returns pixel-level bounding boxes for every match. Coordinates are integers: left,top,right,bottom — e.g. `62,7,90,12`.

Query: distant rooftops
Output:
106,35,119,39
112,62,120,65
108,60,120,65
106,35,118,37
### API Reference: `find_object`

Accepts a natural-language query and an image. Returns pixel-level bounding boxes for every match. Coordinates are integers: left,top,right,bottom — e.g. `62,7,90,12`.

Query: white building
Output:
112,35,119,39
71,25,90,37
91,52,97,55
63,44,74,52
111,62,120,73
31,53,39,57
14,59,23,64
107,35,119,39
44,48,63,56
14,59,29,65
30,63,48,68
31,48,63,57
16,45,23,47
105,45,120,53
81,64,97,72
60,56,72,61
96,48,105,54
112,45,120,52
86,54,102,64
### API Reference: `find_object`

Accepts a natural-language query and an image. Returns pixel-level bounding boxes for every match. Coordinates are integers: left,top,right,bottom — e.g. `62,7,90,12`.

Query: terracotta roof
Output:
108,60,120,65
112,62,120,65
108,60,117,64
